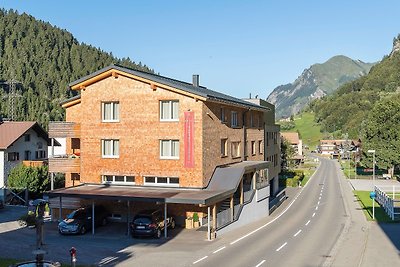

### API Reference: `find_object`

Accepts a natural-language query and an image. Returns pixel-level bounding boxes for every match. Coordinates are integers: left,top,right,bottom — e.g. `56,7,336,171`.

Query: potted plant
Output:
193,212,200,228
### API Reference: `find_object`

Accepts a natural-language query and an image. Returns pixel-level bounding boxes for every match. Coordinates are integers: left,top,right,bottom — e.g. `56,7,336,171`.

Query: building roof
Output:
0,121,55,149
67,64,270,112
281,132,300,145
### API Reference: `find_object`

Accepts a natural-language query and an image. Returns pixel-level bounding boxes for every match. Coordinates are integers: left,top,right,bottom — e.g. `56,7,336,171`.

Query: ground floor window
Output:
102,175,135,185
144,176,179,187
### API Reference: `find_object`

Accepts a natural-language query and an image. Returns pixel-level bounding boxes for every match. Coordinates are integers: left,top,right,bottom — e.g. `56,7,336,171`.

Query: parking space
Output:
0,205,209,265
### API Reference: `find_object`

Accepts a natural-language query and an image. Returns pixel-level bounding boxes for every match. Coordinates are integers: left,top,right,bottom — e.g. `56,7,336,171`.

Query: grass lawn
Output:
339,159,357,179
281,112,323,149
353,190,398,222
301,169,314,186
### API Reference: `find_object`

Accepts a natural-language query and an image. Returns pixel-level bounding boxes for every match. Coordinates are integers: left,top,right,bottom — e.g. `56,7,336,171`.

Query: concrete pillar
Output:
212,204,217,239
240,179,244,205
127,201,131,236
92,200,95,235
164,203,168,238
207,206,211,241
230,195,234,222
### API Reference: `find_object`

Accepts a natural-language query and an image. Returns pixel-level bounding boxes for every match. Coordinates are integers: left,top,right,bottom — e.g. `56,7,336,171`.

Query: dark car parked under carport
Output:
58,205,110,235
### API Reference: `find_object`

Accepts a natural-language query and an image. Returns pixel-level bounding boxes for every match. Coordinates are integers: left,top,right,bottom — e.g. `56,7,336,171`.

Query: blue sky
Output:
2,0,400,98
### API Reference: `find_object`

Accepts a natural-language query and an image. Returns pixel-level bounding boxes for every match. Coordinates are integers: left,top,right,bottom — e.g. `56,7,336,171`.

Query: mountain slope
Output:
312,35,400,138
267,55,374,119
0,9,153,128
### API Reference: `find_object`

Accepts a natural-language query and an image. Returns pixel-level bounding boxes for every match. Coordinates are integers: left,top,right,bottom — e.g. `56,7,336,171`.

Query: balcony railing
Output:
48,122,81,138
22,160,48,167
48,155,80,173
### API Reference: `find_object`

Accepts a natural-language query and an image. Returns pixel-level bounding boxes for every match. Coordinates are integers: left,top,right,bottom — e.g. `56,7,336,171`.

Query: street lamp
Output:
367,149,376,220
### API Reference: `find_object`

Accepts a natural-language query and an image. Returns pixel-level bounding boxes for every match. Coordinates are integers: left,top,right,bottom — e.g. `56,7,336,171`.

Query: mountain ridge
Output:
267,55,375,119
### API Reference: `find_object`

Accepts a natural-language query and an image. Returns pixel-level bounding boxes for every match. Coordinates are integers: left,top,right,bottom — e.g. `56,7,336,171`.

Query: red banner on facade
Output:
184,112,195,168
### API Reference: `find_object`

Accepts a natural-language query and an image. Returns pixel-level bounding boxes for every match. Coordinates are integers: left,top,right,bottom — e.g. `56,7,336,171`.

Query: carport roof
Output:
45,161,269,206
46,183,230,206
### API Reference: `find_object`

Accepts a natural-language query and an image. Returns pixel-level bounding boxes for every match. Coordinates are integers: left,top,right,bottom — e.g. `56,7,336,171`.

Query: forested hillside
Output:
0,9,153,129
312,35,400,138
312,35,400,172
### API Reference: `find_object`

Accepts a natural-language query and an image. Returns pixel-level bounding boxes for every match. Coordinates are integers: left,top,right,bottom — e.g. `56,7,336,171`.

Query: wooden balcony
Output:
48,156,80,173
22,160,48,167
48,122,81,138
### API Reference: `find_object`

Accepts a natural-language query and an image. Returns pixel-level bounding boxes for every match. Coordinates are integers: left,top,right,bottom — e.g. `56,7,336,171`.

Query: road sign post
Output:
370,191,376,220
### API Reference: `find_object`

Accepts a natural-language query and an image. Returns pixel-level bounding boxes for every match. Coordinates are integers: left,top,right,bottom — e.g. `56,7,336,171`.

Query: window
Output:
231,141,241,158
231,111,238,127
258,140,263,154
7,152,19,161
250,113,255,127
102,102,120,122
220,107,227,123
102,139,119,158
160,140,179,159
221,139,228,157
144,176,179,187
24,134,30,142
160,100,179,121
24,150,31,160
251,141,256,155
35,150,46,159
102,175,135,184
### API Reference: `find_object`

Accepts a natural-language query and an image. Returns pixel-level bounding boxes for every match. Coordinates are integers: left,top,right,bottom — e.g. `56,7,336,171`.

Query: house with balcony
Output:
0,120,52,193
46,64,281,238
281,132,304,165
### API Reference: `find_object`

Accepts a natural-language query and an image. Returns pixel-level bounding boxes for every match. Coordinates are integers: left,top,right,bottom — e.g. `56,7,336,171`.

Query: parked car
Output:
58,205,109,235
130,209,175,238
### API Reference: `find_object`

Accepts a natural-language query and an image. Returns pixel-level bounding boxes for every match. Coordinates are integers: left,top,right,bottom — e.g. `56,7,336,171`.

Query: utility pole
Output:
0,77,22,121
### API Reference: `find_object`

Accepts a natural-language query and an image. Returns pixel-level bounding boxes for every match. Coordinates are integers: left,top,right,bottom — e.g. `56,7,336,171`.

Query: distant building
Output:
0,121,53,188
281,132,304,165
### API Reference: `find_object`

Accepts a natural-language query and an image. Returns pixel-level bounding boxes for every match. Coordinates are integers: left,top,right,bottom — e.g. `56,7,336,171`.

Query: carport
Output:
45,161,269,239
45,183,230,239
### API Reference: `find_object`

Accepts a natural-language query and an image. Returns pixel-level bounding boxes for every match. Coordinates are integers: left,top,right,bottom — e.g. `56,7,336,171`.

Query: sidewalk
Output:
329,162,400,267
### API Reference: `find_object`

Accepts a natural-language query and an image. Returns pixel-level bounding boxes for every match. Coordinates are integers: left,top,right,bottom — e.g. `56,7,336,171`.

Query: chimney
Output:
192,74,199,87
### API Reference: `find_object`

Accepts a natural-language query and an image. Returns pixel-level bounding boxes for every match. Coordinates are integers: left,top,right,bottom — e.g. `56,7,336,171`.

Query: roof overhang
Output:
69,67,207,102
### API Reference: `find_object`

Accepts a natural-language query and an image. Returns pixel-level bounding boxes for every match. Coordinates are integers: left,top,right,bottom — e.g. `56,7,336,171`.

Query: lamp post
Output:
367,149,376,220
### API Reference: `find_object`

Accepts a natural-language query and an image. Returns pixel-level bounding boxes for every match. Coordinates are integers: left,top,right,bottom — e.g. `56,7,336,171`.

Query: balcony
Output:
49,122,81,138
48,155,80,173
22,160,48,167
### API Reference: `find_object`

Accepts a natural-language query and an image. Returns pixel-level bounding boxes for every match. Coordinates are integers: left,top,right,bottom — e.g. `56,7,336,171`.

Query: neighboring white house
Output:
0,121,52,188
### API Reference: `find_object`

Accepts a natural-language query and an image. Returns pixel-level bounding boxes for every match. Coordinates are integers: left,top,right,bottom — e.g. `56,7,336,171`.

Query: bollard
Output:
70,247,77,267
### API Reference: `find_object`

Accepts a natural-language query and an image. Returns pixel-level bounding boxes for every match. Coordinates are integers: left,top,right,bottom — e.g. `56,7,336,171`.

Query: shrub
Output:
192,212,199,222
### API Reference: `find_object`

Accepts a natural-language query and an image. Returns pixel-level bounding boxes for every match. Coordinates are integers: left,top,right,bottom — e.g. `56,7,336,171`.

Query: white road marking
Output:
315,206,319,210
193,256,208,264
305,220,311,226
213,246,226,254
229,162,321,246
276,242,288,252
255,259,266,267
294,229,302,237
318,201,320,205
320,193,322,196
319,196,321,200
312,212,316,217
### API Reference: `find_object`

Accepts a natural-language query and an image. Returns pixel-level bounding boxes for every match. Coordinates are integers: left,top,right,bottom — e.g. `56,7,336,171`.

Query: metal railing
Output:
374,185,400,220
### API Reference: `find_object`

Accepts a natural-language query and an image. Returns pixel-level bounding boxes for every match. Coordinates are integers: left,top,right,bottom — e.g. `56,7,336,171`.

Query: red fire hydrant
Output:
70,247,77,267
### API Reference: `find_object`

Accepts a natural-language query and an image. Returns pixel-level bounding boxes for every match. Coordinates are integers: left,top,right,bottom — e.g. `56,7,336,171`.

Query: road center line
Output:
315,206,318,210
255,259,266,267
213,246,226,254
193,256,208,264
319,196,321,200
305,220,311,226
312,212,316,217
294,229,302,237
276,242,288,252
318,201,320,205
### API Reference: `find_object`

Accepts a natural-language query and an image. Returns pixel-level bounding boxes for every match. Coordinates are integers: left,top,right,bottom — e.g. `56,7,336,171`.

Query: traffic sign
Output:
370,191,376,199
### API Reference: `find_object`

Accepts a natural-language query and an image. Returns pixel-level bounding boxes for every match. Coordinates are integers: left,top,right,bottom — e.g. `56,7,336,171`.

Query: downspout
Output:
242,109,249,161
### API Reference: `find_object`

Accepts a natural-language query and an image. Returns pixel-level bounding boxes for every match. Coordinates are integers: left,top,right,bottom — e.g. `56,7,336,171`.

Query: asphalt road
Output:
191,158,348,267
